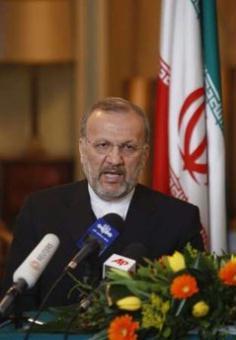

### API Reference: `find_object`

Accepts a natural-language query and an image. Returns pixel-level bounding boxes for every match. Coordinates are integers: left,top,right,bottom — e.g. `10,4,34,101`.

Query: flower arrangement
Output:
36,245,236,339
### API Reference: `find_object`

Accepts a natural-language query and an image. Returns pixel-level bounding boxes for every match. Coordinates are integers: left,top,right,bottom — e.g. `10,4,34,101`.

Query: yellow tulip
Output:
116,296,142,311
231,255,236,262
192,301,209,318
167,251,186,272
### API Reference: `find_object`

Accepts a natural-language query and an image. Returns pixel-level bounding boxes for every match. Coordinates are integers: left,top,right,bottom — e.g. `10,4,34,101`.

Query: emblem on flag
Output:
178,88,208,184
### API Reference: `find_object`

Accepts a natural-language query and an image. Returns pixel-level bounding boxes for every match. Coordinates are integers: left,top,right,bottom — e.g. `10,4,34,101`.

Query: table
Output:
1,326,236,340
0,316,236,339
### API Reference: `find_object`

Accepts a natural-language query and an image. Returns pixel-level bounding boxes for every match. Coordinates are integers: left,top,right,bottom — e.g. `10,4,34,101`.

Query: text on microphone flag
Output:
29,241,57,272
112,258,129,266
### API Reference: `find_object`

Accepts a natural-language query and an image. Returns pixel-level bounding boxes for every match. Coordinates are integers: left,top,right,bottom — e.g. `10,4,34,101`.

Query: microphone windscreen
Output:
13,233,60,288
102,213,124,232
76,214,124,257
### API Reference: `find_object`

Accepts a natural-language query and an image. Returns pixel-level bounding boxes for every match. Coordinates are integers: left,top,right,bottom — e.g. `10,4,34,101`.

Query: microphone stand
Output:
0,279,27,330
13,297,25,330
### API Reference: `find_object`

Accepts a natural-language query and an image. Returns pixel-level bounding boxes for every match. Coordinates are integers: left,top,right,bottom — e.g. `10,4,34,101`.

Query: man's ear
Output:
142,144,150,164
79,138,85,161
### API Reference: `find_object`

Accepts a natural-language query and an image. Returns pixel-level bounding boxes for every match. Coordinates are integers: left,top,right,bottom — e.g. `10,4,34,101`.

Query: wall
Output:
0,64,74,158
107,0,160,97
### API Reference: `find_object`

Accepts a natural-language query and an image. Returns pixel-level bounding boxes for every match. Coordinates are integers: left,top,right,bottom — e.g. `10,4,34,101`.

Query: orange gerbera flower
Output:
170,274,199,299
108,314,139,340
219,260,236,286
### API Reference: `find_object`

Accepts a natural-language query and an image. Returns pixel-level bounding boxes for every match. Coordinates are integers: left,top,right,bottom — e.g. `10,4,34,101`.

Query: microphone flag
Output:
76,214,123,256
102,254,136,279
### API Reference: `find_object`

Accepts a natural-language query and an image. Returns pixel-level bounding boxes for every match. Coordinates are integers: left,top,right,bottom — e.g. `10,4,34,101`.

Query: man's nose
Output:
106,145,124,164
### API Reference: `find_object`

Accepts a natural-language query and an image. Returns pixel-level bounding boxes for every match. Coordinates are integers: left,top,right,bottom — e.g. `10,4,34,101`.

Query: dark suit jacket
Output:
1,180,204,312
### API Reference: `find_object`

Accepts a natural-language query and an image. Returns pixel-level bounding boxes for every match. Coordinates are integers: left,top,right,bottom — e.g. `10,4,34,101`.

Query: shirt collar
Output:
88,184,135,220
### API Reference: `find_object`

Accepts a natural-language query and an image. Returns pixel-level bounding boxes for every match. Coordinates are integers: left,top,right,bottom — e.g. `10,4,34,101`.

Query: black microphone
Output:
0,234,60,317
64,213,124,272
122,243,148,264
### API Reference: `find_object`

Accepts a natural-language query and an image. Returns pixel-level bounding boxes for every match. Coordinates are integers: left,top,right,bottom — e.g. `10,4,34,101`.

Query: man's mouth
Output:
100,169,125,182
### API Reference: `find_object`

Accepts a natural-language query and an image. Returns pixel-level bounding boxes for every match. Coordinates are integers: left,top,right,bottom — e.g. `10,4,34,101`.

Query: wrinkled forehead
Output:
89,108,137,119
86,109,145,133
86,110,145,141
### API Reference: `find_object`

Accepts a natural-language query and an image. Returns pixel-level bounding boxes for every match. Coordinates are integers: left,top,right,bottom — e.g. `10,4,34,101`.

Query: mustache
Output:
99,166,125,176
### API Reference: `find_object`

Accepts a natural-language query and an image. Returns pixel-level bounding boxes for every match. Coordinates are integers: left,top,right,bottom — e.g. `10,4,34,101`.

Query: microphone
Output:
0,233,60,317
65,213,124,272
122,242,148,262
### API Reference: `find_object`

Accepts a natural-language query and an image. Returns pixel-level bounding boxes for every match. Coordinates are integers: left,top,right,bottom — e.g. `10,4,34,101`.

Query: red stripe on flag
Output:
152,57,170,194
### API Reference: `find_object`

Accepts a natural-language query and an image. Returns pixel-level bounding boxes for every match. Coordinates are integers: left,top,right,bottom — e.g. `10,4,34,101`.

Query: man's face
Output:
79,109,149,201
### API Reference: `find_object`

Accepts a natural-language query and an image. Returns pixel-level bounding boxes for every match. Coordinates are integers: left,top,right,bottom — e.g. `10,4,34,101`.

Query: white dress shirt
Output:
88,184,135,220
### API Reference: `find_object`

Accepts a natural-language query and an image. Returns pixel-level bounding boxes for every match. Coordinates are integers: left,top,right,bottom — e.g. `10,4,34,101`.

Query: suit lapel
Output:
57,180,96,245
100,184,158,260
125,184,158,237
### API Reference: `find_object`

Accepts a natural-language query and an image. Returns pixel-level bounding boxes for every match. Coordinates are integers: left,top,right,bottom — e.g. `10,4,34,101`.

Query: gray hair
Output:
80,97,150,143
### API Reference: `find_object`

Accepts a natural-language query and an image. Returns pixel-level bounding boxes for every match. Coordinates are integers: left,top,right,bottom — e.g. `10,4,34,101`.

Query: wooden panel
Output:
135,0,161,76
107,0,137,96
0,158,74,227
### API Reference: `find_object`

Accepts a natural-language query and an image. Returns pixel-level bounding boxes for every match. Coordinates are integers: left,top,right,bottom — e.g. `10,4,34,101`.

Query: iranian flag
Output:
152,0,227,253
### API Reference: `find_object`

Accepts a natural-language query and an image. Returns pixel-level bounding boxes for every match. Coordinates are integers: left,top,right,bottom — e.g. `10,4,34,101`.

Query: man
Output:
1,97,204,312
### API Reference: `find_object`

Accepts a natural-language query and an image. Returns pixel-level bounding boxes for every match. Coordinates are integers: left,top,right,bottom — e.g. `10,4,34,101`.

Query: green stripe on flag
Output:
201,0,223,131
201,0,220,91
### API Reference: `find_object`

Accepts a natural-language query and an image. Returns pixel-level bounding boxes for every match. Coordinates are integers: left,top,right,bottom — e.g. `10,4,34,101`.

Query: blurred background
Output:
0,0,235,277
